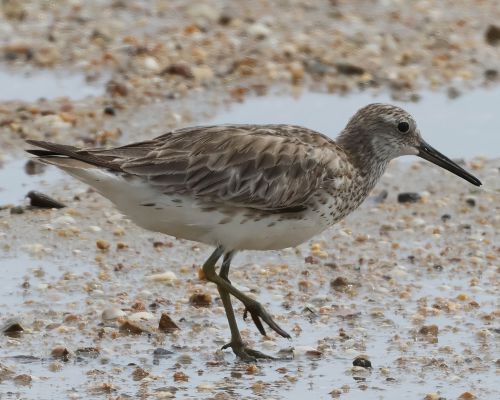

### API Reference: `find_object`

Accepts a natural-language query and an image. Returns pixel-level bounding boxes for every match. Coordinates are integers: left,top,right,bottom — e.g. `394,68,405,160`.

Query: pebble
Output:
189,292,212,307
96,240,110,250
147,271,178,284
51,346,70,361
247,23,271,39
101,307,126,321
398,192,422,203
485,25,500,46
26,191,65,209
1,318,24,337
330,276,350,292
352,355,372,369
132,366,149,381
335,63,365,75
158,312,180,332
173,371,189,382
419,325,439,336
13,374,32,386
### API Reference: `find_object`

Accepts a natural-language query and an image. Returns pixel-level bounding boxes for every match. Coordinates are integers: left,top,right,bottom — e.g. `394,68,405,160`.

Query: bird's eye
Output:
397,121,410,133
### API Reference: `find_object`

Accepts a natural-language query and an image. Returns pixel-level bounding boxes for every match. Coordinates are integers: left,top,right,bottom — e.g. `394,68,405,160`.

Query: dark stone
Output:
1,318,24,337
484,69,498,80
153,348,174,357
26,191,66,209
103,106,116,116
441,214,451,222
353,355,372,369
397,192,421,203
465,197,476,207
335,63,365,75
485,25,500,46
161,63,194,79
158,312,180,332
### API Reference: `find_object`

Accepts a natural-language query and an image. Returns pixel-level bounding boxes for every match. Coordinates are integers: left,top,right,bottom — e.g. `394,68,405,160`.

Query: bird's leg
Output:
202,250,290,340
217,252,274,361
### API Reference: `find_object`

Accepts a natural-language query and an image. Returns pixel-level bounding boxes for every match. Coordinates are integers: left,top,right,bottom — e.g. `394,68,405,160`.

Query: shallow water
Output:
0,88,498,399
0,158,63,206
208,88,500,159
0,69,106,102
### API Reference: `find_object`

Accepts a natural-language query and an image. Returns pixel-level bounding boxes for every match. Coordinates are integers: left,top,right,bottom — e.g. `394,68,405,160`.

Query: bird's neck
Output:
337,132,390,184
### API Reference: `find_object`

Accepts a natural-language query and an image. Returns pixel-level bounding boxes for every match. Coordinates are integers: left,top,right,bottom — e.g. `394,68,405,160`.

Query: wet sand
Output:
1,1,500,399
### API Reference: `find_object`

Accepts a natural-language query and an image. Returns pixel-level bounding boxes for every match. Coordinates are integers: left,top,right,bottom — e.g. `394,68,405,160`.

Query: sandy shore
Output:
1,1,499,399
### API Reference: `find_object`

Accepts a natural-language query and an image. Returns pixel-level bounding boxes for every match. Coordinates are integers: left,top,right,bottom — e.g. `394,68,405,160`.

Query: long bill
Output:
417,141,482,186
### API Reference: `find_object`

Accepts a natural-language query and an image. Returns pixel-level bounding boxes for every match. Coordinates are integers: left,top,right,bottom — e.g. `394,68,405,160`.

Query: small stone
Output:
132,366,149,381
247,23,271,39
189,292,212,307
330,277,349,292
1,318,24,337
13,374,32,386
423,393,442,400
75,347,100,358
153,348,174,358
465,197,476,207
192,65,214,83
397,192,421,203
485,25,500,46
51,346,70,361
419,325,439,336
173,371,189,382
162,63,194,79
106,80,128,97
119,320,149,335
246,364,259,374
96,240,110,251
26,191,65,209
143,56,160,72
147,271,177,284
159,312,180,332
335,63,365,75
352,355,372,369
441,214,451,222
101,307,126,321
103,106,116,116
458,392,476,400
484,69,498,80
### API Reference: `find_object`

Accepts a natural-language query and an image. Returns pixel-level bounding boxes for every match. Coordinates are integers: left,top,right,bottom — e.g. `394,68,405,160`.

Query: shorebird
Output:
26,103,481,360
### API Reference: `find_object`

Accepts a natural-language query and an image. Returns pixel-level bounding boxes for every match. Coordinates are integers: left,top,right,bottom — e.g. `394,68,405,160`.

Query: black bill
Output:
418,141,482,186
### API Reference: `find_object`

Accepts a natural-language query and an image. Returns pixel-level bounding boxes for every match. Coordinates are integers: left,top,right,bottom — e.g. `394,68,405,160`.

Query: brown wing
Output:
115,124,343,211
28,124,345,212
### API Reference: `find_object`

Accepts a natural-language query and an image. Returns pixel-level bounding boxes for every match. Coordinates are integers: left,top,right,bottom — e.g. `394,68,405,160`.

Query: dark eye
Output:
397,121,410,133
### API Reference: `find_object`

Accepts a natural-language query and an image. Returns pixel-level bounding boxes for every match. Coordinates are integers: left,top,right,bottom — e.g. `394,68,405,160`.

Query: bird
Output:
26,103,481,361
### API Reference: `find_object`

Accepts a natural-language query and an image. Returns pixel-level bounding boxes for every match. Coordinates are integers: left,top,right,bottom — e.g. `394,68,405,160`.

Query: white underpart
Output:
60,166,329,251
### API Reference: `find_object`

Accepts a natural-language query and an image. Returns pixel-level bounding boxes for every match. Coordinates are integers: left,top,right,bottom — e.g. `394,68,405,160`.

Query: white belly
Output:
63,167,328,250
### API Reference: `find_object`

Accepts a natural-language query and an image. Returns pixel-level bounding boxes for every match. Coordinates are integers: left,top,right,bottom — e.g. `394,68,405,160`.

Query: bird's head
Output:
338,103,481,186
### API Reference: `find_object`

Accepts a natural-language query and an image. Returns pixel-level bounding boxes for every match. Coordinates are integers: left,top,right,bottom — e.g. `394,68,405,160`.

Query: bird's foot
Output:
222,340,274,361
243,301,291,339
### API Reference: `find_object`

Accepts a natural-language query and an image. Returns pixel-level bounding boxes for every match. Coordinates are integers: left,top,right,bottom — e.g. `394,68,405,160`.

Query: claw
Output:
243,301,291,339
222,340,275,361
